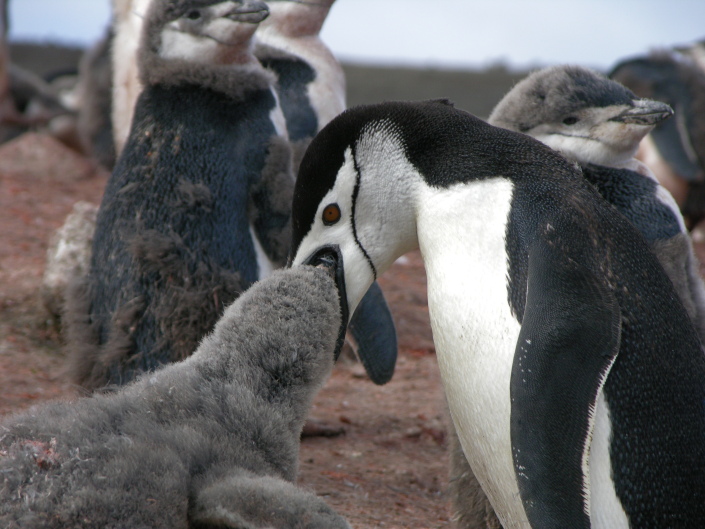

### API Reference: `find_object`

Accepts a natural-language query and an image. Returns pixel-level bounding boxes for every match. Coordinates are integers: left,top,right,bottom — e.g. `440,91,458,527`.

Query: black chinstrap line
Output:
351,156,378,281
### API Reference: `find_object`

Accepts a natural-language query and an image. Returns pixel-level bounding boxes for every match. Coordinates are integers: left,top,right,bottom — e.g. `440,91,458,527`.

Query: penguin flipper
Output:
348,281,398,385
510,240,622,529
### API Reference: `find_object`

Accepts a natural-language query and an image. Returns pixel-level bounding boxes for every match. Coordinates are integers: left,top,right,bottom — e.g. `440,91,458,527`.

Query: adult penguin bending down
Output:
65,0,292,389
255,0,397,383
289,100,705,528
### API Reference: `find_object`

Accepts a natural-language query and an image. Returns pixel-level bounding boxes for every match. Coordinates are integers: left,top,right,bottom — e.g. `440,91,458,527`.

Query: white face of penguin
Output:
529,99,673,167
292,122,420,321
159,0,269,64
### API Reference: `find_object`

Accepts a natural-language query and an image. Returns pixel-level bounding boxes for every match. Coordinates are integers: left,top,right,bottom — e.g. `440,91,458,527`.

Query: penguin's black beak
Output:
303,245,349,361
610,99,673,126
224,0,269,24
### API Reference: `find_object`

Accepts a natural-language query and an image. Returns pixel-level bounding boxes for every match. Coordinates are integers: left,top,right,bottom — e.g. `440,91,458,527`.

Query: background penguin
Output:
64,0,294,389
254,0,345,164
48,0,397,386
111,0,153,155
288,100,705,528
1,265,351,529
74,26,117,170
609,52,705,228
489,65,705,341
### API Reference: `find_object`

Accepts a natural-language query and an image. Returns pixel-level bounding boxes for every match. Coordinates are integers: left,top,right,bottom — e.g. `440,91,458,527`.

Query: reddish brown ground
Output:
0,132,451,528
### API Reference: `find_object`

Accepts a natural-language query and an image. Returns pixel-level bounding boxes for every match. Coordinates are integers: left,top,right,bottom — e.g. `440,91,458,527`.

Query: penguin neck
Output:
138,49,275,102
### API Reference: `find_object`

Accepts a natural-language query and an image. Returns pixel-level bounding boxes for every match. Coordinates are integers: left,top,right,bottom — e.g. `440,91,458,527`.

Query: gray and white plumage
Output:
64,0,293,389
1,266,350,529
289,100,705,528
254,0,345,151
489,65,705,340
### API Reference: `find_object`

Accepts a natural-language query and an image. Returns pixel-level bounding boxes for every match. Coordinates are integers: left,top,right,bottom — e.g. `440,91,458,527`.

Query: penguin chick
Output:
0,265,351,529
64,0,294,390
489,65,705,340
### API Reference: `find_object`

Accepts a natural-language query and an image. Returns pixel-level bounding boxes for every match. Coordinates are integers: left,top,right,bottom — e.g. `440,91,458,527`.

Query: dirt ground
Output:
0,132,452,528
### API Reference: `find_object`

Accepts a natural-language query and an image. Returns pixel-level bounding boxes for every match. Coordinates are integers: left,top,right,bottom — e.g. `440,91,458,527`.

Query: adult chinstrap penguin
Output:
489,65,705,341
289,100,705,528
64,0,293,389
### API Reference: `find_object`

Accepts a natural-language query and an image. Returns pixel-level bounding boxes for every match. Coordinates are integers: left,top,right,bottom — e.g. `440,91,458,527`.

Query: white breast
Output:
416,177,529,528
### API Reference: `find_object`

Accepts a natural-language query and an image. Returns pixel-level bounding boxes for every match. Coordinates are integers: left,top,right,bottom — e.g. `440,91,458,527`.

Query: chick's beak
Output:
610,99,674,126
224,0,269,23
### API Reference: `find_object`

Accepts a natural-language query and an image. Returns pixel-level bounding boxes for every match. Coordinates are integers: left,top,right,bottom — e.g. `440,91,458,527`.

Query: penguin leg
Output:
447,415,503,529
190,473,351,529
510,239,622,529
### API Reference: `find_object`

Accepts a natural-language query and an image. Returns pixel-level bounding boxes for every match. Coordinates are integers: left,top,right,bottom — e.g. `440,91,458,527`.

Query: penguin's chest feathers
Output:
417,177,527,526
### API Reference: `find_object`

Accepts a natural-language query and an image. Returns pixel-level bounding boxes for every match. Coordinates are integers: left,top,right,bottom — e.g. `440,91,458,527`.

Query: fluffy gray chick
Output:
0,265,350,529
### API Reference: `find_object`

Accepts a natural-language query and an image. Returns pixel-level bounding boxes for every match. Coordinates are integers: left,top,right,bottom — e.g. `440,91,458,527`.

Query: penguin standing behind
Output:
489,65,705,340
609,52,705,227
288,100,705,528
111,0,153,155
254,0,344,160
64,0,295,389
61,0,395,387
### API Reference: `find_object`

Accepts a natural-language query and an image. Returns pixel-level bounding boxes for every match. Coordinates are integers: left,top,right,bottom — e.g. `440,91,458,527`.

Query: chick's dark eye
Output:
322,203,341,226
187,10,201,20
563,116,579,125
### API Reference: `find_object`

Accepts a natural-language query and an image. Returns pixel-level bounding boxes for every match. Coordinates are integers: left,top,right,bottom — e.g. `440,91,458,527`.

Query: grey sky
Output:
8,0,705,71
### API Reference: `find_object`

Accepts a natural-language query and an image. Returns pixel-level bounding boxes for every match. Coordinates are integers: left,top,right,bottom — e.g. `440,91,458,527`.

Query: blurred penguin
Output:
610,51,705,228
111,0,153,155
254,0,344,165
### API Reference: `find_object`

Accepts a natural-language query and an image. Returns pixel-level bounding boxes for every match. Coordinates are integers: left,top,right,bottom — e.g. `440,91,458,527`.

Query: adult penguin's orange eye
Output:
322,203,341,225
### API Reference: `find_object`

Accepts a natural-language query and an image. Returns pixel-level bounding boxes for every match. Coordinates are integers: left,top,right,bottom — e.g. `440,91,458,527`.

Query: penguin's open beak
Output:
224,0,269,24
610,99,673,126
303,245,349,361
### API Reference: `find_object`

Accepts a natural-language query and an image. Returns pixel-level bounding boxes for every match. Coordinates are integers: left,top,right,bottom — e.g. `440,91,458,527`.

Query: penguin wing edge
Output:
510,240,622,529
